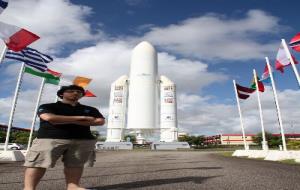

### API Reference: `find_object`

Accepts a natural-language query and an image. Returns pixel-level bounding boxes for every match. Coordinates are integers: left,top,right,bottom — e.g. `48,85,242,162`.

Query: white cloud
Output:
158,52,227,92
0,0,104,52
141,10,284,61
177,87,300,136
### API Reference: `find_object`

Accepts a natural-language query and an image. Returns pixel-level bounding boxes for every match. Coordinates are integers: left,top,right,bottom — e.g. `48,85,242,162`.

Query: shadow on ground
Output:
88,176,220,189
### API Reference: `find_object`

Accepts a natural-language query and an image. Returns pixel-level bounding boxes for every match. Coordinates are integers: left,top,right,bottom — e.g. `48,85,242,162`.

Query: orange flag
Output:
73,76,92,88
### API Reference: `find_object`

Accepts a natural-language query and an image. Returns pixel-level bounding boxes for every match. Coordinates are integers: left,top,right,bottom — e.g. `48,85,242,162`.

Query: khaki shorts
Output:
24,138,97,168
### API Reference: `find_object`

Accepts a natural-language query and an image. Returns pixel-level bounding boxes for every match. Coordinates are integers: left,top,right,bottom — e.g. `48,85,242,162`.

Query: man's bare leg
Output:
64,167,86,190
24,167,46,190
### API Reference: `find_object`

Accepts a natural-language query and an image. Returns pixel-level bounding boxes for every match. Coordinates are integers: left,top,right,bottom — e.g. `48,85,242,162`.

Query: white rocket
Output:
106,41,178,143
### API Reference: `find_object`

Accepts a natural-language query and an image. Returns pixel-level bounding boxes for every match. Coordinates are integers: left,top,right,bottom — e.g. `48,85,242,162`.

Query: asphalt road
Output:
1,151,300,190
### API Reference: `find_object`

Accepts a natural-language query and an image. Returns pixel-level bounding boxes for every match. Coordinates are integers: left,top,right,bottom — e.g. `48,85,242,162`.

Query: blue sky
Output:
0,0,300,137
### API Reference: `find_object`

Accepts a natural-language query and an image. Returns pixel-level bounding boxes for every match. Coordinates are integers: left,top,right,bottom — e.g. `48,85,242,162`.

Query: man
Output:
24,85,105,190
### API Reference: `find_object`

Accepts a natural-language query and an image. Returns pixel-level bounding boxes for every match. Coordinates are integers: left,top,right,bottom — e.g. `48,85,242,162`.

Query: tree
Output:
178,135,192,144
0,131,6,143
178,135,205,147
253,132,282,148
91,131,100,138
98,136,106,142
11,131,34,145
91,131,107,141
124,134,136,143
269,136,282,148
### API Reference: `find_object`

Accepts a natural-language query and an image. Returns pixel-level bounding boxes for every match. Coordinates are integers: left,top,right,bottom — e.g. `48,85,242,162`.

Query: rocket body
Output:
127,41,159,129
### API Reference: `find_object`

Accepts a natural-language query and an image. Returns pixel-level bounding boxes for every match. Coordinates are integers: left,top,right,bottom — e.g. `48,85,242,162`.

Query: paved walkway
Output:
1,151,300,189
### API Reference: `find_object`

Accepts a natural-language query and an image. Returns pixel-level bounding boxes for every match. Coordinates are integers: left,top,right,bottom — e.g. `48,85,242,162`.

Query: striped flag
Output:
290,33,300,52
0,0,9,14
236,83,255,99
5,47,53,72
25,66,60,83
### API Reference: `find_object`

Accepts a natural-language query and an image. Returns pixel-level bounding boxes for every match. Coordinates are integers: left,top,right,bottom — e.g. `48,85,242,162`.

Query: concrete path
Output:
1,151,300,190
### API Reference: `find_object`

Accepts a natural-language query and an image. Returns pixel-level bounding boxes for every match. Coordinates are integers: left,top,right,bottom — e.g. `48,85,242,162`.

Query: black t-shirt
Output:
36,101,104,139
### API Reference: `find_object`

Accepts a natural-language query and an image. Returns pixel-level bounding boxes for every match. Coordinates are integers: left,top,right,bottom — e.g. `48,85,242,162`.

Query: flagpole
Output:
265,57,287,151
253,69,268,150
26,78,45,152
233,80,248,150
4,63,25,151
0,43,7,66
281,39,300,87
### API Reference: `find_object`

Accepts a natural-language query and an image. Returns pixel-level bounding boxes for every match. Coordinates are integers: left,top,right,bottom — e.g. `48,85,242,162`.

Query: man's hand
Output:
78,116,95,121
76,117,105,126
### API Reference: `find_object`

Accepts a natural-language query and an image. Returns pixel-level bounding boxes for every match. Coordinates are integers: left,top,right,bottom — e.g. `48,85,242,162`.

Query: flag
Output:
46,72,92,88
236,83,255,99
275,44,298,73
58,75,92,88
45,77,60,85
58,75,96,97
84,90,96,97
251,76,264,92
0,0,8,14
44,69,62,85
260,64,271,83
5,47,52,72
47,68,62,77
25,66,60,85
0,21,39,51
42,69,95,96
45,70,96,97
73,76,92,88
289,33,300,52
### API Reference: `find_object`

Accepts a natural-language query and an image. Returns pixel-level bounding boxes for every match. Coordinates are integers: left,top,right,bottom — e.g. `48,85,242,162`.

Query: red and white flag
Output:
0,21,40,51
275,44,298,73
260,64,271,83
290,33,300,52
236,83,255,99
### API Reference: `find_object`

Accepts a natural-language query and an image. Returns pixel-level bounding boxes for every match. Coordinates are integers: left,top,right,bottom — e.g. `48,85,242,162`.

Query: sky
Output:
0,0,300,138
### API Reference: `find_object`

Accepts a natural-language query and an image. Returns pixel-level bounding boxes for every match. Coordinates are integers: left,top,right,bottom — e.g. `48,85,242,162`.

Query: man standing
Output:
24,85,105,190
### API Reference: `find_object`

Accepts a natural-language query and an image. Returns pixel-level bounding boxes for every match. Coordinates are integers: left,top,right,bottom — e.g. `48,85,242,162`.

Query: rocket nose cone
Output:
133,41,156,54
130,41,158,76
